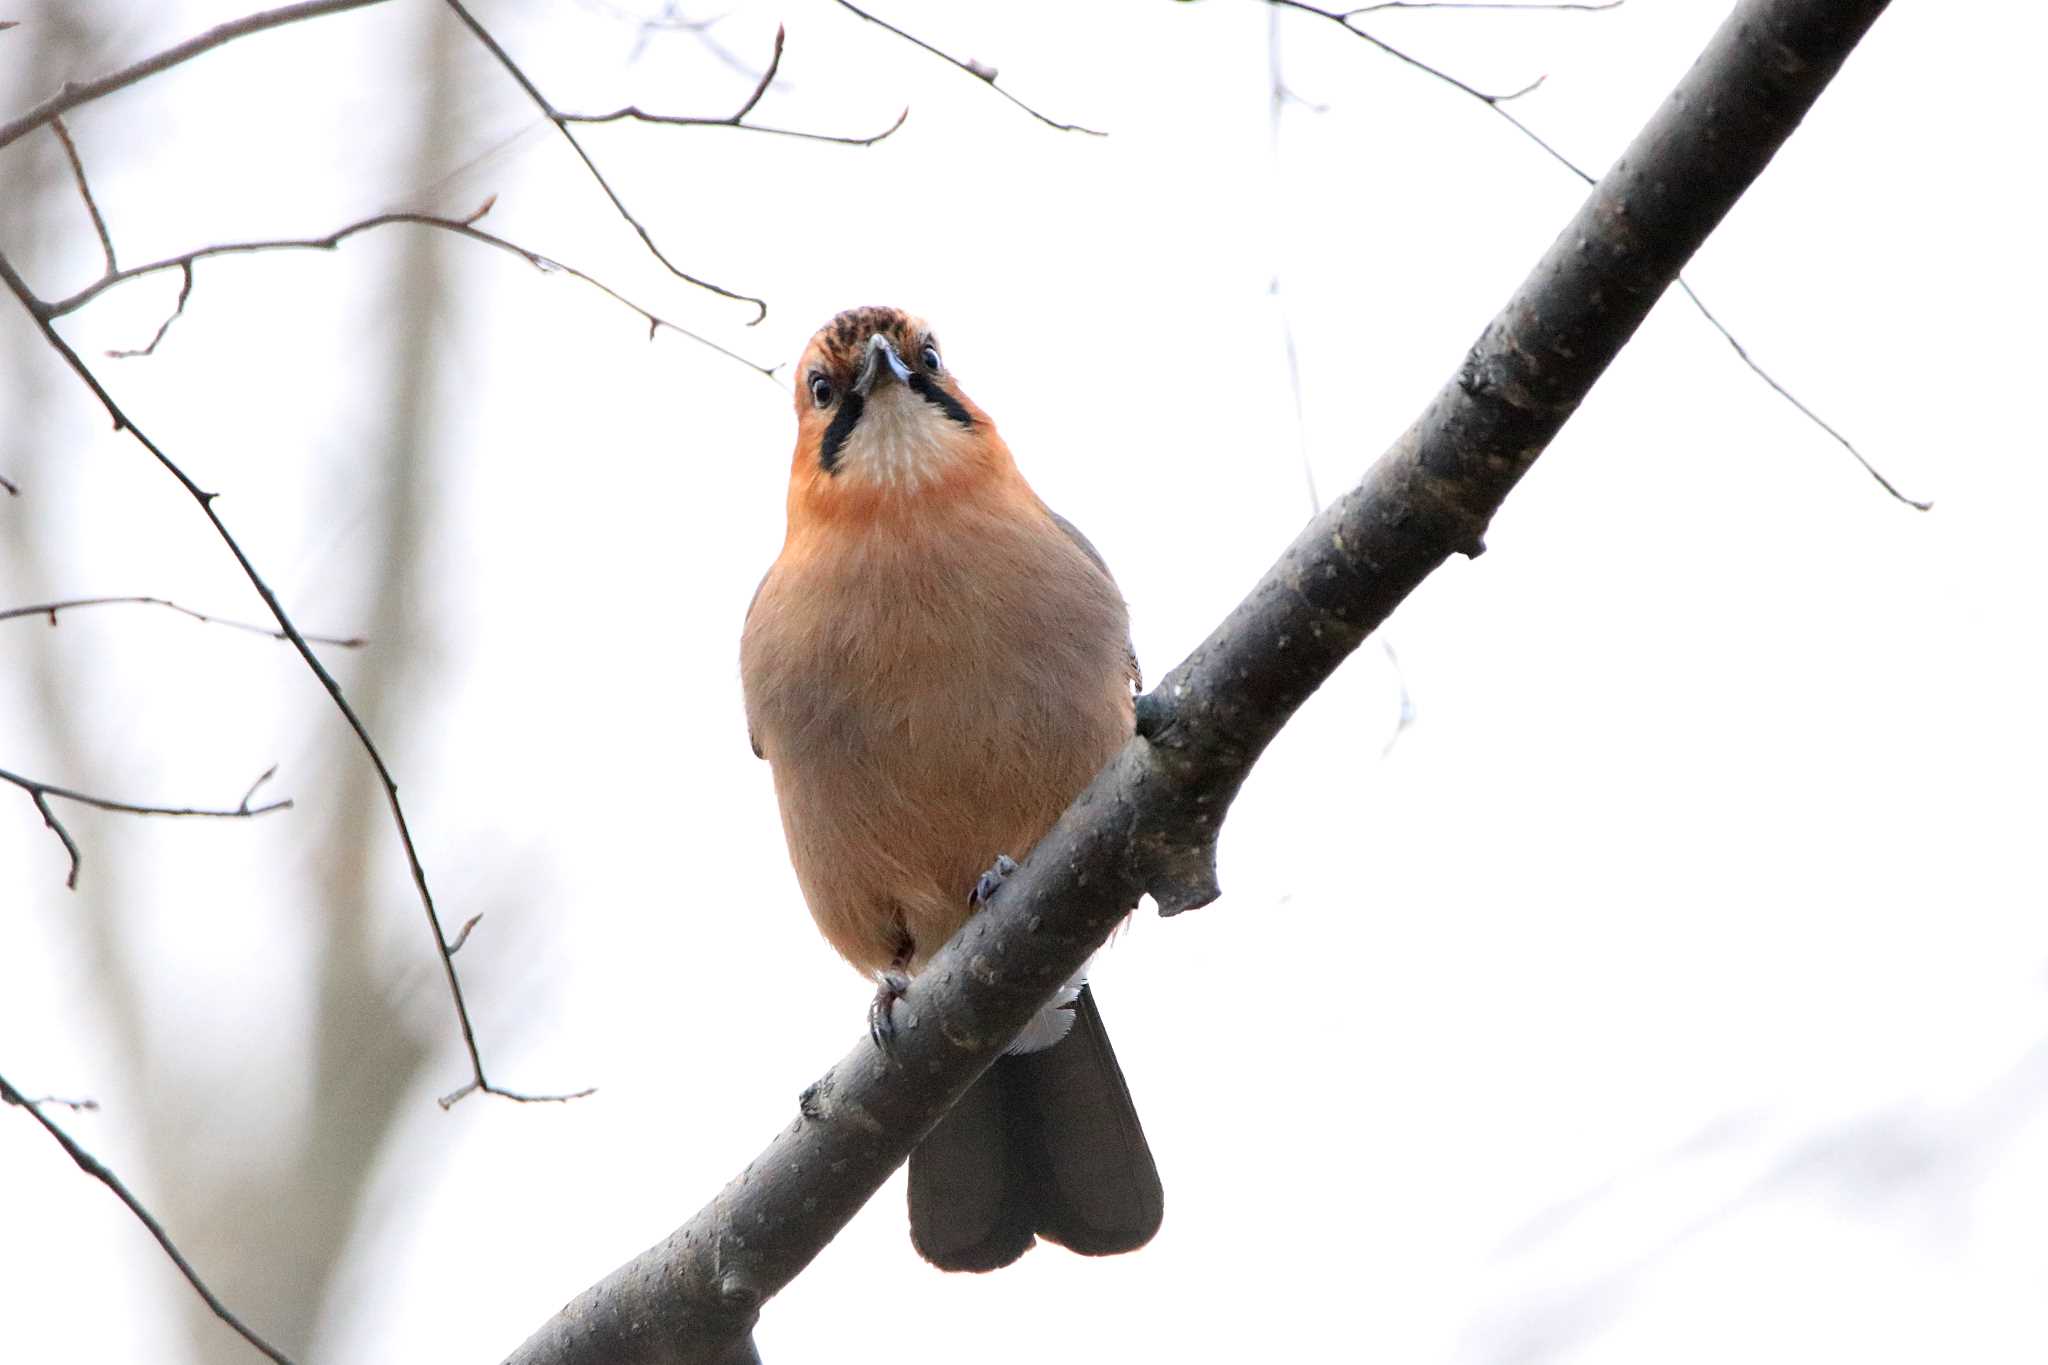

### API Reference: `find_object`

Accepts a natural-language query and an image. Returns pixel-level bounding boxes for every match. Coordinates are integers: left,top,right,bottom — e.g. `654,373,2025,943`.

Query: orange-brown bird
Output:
740,305,1163,1272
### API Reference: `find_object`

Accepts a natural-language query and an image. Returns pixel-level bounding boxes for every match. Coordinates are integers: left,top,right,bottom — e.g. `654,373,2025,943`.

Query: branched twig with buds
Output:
0,762,290,891
2,0,922,1121
1267,0,1928,509
443,0,902,323
1,595,366,646
0,0,393,151
38,194,777,376
558,24,908,147
831,1,1105,136
0,235,598,1107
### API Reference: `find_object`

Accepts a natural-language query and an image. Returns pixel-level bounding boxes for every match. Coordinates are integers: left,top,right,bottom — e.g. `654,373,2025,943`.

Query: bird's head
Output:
786,306,1008,512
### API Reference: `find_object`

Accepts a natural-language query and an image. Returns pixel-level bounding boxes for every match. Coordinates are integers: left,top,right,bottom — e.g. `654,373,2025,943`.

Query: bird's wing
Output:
1047,509,1141,693
744,570,769,758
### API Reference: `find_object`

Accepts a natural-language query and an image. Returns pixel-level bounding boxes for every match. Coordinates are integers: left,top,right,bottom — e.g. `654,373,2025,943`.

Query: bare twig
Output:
0,472,19,495
569,101,906,146
1,594,366,646
44,202,776,378
17,1094,100,1112
559,25,909,147
1,763,291,890
0,0,394,151
1272,0,1572,111
1676,280,1931,509
105,262,192,359
447,912,483,954
1,1071,296,1364
237,764,281,811
441,0,768,322
26,790,80,889
0,247,590,1105
49,118,115,273
1269,0,1928,510
0,2,805,350
832,1,1104,136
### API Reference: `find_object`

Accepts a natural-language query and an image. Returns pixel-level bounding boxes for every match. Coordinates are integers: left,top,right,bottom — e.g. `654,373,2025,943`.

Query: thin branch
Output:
559,28,909,147
576,0,730,36
0,472,18,495
1,2,793,351
2,594,365,646
0,0,394,151
27,789,80,889
49,118,115,274
105,261,192,359
44,201,776,379
441,0,768,322
568,101,907,146
1273,0,1570,110
831,1,1104,136
0,247,590,1105
1,1071,296,1364
16,1094,100,1112
2,763,290,890
1675,279,1931,509
446,912,483,954
1270,0,1928,510
237,764,281,811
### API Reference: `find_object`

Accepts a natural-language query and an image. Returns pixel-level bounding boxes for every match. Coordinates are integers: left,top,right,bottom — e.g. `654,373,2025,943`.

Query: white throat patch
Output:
840,385,974,490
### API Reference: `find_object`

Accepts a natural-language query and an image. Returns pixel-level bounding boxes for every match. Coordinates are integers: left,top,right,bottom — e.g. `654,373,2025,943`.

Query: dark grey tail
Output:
907,984,1163,1272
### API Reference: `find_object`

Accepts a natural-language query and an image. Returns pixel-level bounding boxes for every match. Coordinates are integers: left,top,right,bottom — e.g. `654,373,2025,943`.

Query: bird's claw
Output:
868,970,911,1052
971,853,1019,910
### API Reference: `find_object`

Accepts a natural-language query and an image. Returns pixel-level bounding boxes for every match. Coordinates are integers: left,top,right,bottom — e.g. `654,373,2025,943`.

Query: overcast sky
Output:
4,1,2045,1361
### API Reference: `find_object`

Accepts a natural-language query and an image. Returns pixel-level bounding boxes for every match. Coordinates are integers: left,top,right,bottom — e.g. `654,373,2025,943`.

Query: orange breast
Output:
741,480,1134,976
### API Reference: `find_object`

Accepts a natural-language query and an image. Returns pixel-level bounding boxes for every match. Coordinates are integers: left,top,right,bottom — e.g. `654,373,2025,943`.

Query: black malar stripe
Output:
906,372,975,430
818,391,866,474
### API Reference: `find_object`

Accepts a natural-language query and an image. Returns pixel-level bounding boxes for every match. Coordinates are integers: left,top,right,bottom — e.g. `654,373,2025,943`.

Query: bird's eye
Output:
921,344,942,373
808,374,834,407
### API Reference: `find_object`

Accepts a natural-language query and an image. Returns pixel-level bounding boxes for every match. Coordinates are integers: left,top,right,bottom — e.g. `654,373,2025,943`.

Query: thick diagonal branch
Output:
502,1,1892,1360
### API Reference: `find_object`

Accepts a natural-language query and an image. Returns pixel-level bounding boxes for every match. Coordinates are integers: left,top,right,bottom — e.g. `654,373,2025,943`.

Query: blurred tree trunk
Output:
4,8,459,1361
162,8,460,1359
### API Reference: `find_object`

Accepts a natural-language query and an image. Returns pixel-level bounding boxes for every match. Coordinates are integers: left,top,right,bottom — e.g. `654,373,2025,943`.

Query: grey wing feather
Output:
1047,509,1141,693
744,570,768,758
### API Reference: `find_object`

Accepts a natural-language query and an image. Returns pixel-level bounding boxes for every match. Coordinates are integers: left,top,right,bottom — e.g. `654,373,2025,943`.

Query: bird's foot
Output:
970,853,1020,911
868,969,911,1051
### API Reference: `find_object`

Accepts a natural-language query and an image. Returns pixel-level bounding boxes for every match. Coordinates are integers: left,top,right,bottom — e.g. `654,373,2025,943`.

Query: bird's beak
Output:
852,334,914,397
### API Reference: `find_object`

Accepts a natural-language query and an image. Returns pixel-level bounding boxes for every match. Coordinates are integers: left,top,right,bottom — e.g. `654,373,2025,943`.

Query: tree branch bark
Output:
503,0,1893,1359
0,0,394,151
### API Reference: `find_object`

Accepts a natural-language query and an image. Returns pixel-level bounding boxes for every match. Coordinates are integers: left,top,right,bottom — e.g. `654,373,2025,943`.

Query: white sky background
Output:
3,0,2046,1361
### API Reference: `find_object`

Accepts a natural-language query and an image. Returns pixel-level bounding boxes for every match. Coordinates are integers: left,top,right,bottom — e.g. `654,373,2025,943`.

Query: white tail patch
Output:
1006,966,1087,1055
